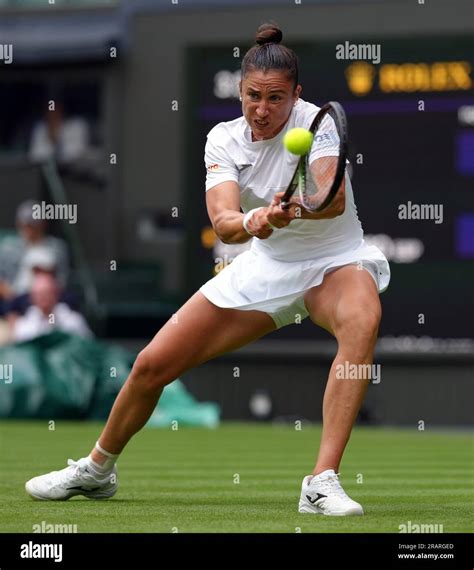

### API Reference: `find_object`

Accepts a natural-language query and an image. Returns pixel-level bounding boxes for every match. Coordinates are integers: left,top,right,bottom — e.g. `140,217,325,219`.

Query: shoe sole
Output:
25,482,117,501
86,488,117,500
298,499,364,516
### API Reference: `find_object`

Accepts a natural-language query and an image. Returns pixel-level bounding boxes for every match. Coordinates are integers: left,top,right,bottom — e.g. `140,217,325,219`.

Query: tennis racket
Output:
280,101,348,212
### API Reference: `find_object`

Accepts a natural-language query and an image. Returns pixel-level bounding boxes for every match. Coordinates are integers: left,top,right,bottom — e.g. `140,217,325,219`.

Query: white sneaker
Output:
298,469,364,516
25,458,118,501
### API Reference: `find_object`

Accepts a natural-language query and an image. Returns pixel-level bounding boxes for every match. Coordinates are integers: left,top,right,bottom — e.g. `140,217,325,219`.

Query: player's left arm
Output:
271,156,346,220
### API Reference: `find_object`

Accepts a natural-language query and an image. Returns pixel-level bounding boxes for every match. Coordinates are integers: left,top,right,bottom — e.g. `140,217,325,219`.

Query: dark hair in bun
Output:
242,22,299,88
255,22,283,45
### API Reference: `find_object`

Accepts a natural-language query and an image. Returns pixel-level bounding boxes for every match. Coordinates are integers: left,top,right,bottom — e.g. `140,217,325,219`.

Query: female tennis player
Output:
26,23,390,516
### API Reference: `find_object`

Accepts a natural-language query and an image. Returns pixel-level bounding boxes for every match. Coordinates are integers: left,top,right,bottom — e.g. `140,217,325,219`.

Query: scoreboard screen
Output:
184,35,474,338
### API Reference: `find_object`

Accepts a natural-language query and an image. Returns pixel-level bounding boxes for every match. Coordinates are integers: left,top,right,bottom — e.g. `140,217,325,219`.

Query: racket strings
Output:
301,154,336,210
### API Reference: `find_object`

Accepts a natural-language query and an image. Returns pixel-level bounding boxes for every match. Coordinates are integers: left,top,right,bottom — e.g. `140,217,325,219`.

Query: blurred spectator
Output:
13,273,92,343
28,102,90,165
5,245,79,321
0,200,69,310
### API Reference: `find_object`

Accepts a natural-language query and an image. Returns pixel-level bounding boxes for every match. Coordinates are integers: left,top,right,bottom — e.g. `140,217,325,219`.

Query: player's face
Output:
240,70,301,141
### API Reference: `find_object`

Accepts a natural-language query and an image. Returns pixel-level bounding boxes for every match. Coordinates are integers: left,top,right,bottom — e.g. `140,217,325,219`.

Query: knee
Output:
335,306,381,355
129,349,167,393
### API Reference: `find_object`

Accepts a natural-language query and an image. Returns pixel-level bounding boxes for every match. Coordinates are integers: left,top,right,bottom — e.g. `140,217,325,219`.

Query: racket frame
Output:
280,101,348,213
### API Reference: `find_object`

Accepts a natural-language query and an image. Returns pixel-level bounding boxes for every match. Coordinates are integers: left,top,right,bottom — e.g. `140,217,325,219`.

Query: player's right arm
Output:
206,181,273,244
204,129,292,243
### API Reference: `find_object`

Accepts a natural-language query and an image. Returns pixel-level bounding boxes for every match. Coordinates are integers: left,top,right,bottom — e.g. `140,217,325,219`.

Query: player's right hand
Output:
246,208,274,239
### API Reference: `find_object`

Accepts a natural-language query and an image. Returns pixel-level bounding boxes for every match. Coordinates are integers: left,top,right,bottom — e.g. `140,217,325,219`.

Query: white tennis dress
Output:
200,99,390,328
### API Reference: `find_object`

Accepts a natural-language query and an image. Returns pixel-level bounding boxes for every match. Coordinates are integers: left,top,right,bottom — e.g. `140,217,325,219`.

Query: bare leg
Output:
304,265,381,474
91,292,276,461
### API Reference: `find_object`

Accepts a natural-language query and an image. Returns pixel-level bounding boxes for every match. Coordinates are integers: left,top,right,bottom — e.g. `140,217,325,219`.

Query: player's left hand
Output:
270,192,304,221
265,194,297,229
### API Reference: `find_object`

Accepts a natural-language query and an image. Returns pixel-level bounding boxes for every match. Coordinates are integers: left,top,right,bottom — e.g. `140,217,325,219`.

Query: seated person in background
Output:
0,200,69,314
13,273,92,343
5,246,78,328
28,101,90,166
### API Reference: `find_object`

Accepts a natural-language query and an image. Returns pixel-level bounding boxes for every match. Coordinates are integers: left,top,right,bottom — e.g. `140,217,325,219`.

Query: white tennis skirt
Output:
200,240,390,329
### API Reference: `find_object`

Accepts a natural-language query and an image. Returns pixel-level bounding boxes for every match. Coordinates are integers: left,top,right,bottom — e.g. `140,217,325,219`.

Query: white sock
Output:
87,441,119,474
313,469,336,480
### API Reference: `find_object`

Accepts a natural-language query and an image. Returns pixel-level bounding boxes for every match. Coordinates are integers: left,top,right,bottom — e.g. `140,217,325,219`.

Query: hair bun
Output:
255,22,283,46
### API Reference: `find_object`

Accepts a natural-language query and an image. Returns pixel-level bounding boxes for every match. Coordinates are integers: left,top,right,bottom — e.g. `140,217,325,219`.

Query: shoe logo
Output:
306,493,327,504
66,486,100,492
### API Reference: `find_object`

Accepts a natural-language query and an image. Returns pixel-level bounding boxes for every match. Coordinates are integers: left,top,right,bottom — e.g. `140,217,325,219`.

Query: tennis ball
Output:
283,128,314,155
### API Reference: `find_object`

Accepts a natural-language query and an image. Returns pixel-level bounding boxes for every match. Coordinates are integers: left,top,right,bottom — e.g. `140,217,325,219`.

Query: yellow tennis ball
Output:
283,128,314,155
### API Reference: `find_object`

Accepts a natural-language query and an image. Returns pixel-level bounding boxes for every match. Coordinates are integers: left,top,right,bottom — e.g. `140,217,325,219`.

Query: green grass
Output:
0,421,472,533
